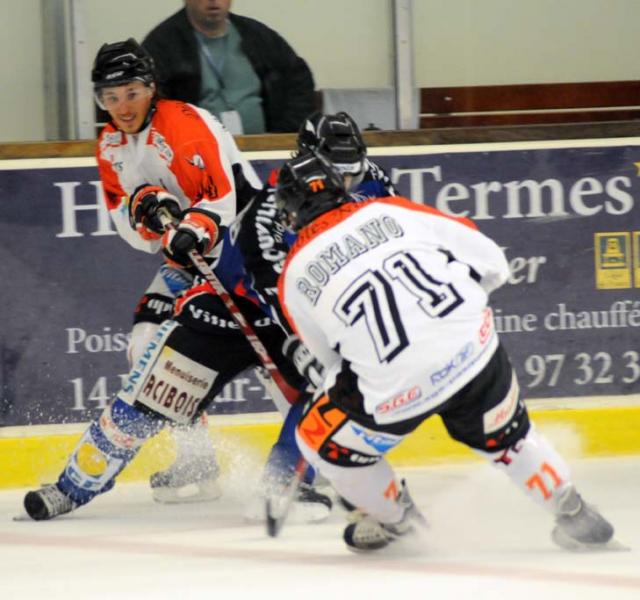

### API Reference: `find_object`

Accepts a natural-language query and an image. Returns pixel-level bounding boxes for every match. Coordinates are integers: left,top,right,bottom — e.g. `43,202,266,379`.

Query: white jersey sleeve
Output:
425,209,510,295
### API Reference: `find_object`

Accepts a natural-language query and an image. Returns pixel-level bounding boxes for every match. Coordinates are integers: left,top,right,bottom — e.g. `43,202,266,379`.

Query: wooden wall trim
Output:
2,121,640,160
421,81,640,114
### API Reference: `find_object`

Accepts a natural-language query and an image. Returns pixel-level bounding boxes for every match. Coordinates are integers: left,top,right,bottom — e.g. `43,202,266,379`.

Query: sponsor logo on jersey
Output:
375,385,422,416
430,342,474,385
150,129,173,164
159,264,193,295
99,131,123,153
135,294,174,318
349,424,400,453
255,194,288,272
478,308,494,345
187,153,205,170
184,303,271,329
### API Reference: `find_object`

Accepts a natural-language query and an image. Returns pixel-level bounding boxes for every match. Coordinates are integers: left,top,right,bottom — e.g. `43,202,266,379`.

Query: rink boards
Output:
2,138,640,488
1,397,639,489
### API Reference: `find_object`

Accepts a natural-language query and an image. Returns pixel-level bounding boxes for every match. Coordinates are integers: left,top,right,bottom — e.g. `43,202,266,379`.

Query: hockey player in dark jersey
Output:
151,110,398,512
129,110,398,517
225,112,398,516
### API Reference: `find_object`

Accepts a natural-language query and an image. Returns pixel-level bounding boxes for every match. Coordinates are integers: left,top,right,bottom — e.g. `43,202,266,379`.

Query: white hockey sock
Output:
297,434,404,524
478,425,572,512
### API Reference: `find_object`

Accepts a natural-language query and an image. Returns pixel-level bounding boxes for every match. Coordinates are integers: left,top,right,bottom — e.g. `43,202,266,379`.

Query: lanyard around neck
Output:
197,32,229,90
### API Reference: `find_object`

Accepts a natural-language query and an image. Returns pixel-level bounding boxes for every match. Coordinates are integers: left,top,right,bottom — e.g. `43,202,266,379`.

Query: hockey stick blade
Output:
265,458,306,537
265,497,281,537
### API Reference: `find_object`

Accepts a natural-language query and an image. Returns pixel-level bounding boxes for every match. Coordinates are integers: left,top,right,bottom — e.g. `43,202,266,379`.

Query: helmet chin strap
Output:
344,170,364,191
137,99,157,132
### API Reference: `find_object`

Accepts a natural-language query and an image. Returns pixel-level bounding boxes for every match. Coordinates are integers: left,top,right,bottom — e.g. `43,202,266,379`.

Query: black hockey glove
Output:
162,209,220,267
129,184,182,240
282,335,324,389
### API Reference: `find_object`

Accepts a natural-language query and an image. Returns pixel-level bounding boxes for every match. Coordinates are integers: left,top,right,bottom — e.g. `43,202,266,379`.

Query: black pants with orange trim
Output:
296,345,530,470
169,286,306,414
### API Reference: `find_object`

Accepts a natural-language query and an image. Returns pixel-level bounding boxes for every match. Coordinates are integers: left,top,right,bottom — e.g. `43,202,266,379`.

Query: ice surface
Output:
1,456,638,600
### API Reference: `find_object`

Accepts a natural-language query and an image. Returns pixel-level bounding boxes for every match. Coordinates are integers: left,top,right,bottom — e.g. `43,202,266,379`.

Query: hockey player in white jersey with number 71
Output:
275,153,617,552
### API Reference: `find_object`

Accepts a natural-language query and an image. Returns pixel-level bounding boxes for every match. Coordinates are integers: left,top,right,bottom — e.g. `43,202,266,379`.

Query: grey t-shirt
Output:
196,23,265,134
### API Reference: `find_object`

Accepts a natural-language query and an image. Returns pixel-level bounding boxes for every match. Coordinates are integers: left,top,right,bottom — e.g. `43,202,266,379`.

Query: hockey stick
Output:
158,211,300,403
158,211,308,535
265,454,308,537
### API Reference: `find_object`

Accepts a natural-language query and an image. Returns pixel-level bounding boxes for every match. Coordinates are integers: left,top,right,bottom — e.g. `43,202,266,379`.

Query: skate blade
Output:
12,512,32,522
552,528,630,552
605,538,631,552
563,537,631,553
152,480,222,505
288,500,331,524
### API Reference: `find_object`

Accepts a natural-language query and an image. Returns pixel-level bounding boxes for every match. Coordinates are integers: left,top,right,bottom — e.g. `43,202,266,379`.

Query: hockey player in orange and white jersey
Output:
95,37,262,503
275,153,616,552
21,39,329,520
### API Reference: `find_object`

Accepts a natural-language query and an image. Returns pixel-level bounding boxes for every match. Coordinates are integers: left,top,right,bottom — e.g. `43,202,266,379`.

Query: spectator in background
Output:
142,0,315,134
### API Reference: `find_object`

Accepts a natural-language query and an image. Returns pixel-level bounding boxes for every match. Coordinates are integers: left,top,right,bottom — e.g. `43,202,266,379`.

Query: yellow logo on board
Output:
594,232,633,289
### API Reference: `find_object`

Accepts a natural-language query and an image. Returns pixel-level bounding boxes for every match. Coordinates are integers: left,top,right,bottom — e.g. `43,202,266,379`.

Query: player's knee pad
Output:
119,319,217,424
296,394,403,474
295,395,407,522
58,398,163,506
477,424,572,511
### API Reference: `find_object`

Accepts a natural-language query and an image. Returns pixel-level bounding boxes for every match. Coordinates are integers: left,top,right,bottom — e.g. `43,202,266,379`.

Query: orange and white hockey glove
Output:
162,209,220,267
128,184,182,240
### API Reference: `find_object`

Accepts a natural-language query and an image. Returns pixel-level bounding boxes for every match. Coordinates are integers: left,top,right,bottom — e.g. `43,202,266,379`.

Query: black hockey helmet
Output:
276,153,349,232
297,112,366,176
92,38,156,90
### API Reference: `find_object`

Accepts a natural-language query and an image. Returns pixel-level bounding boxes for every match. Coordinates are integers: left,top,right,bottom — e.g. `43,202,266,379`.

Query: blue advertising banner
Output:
1,140,639,427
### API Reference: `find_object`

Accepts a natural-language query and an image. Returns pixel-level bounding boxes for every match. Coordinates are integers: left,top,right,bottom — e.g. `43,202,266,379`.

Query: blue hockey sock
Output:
57,398,165,506
265,400,316,484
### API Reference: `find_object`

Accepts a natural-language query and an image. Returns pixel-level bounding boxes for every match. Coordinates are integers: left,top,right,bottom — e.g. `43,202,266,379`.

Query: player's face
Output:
185,0,231,28
98,82,154,134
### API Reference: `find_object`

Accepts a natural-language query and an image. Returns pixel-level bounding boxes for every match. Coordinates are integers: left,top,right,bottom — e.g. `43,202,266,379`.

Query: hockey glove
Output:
129,184,182,240
282,335,324,389
162,209,220,267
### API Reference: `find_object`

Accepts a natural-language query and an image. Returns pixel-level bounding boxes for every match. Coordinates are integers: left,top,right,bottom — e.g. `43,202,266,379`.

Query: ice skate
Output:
343,481,427,552
551,485,620,551
150,455,222,504
245,480,333,524
23,484,75,521
291,482,333,522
